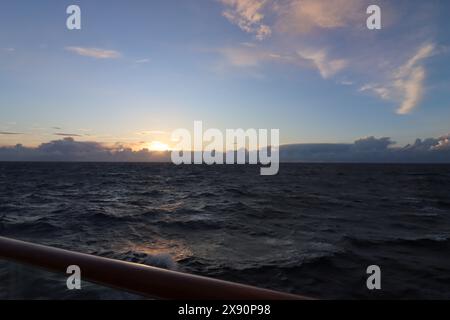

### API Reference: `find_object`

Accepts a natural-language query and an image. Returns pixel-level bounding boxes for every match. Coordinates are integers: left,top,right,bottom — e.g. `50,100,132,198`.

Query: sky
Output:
1,0,450,155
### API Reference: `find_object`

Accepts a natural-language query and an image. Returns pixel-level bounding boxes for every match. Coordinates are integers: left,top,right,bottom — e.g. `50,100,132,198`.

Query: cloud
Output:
0,131,22,135
275,0,366,34
2,47,15,53
297,48,347,79
430,134,450,151
217,46,290,67
280,134,450,162
395,67,426,114
219,0,367,38
54,133,83,137
216,1,440,115
220,0,272,40
216,1,376,85
136,130,167,136
217,44,348,81
38,138,106,156
353,136,394,151
0,138,170,162
394,44,435,114
1,135,450,163
65,47,121,59
359,84,391,100
217,43,348,76
360,43,435,114
135,58,150,63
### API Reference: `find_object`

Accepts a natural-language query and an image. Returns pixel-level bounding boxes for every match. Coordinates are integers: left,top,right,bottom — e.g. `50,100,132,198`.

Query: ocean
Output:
0,162,449,299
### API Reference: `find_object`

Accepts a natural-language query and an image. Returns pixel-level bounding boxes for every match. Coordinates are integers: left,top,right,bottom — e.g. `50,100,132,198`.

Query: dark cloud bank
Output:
0,138,170,162
0,135,450,163
280,135,450,163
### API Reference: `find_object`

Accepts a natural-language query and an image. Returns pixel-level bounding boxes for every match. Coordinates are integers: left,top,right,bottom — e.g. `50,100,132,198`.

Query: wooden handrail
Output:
0,236,309,300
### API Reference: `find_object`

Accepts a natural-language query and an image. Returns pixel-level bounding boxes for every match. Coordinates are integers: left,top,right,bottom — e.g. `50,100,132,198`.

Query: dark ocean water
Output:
0,162,449,299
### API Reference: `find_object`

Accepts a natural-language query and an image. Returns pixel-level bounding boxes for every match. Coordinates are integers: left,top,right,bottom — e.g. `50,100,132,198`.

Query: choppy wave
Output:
1,163,450,299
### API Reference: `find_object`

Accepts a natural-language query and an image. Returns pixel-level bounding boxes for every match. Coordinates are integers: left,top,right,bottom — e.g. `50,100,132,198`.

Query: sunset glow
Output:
147,141,170,152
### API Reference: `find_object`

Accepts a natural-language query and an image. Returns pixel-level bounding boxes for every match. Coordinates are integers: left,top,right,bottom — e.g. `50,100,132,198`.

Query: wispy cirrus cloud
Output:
297,48,348,79
135,58,150,64
359,82,391,98
65,47,121,59
394,44,435,114
217,45,290,67
360,43,435,114
216,44,347,80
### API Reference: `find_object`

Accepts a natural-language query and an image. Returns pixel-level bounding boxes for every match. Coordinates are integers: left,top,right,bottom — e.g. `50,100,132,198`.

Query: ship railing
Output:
0,236,310,300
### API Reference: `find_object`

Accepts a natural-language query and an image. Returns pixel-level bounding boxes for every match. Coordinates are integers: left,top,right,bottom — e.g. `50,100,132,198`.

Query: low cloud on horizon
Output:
1,135,450,163
0,132,23,135
280,134,450,162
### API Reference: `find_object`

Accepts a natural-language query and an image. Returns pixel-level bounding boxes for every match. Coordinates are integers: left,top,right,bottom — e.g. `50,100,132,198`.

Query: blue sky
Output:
1,0,449,150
